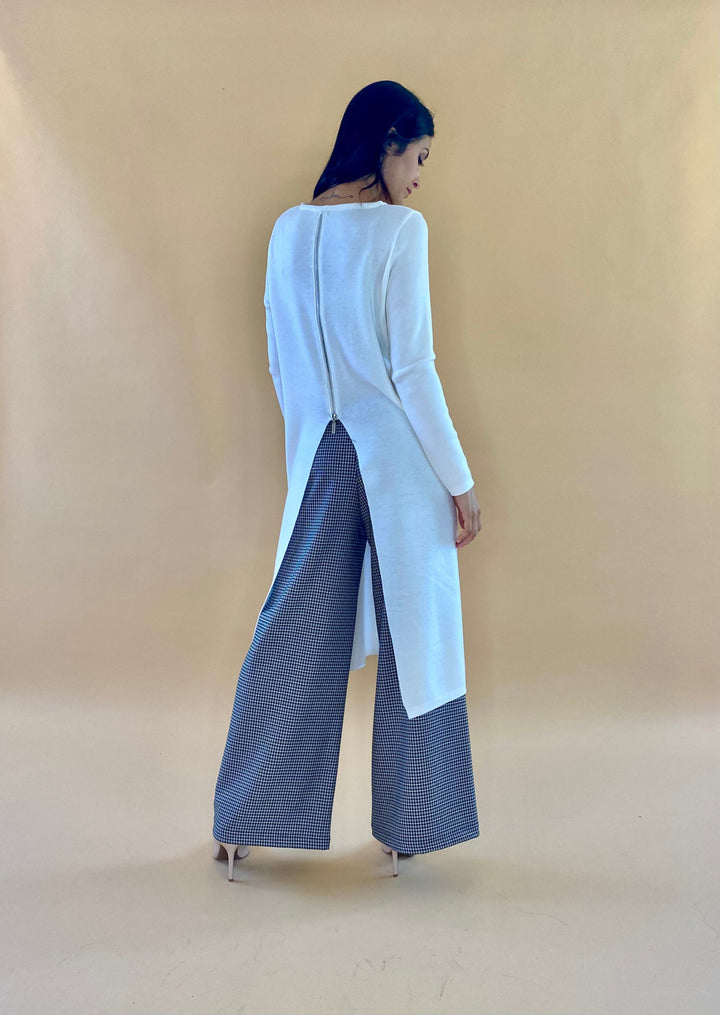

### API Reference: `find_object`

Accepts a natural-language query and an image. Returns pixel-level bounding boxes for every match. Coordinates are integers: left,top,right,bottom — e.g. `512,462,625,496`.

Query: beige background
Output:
1,3,718,1014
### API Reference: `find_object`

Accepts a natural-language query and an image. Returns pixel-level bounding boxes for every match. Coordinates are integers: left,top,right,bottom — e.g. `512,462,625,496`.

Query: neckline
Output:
299,201,387,209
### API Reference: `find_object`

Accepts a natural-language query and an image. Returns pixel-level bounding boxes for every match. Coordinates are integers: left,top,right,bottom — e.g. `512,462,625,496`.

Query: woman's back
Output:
266,201,410,433
265,201,473,496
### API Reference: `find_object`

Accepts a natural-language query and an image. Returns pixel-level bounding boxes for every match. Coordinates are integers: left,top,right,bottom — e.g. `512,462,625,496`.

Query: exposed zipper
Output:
313,213,339,434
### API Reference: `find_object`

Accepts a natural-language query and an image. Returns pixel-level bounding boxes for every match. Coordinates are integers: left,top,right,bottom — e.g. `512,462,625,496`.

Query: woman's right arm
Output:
385,211,481,546
385,211,474,497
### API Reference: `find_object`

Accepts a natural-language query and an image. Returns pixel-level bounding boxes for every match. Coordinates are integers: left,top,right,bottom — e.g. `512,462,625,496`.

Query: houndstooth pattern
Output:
212,419,480,853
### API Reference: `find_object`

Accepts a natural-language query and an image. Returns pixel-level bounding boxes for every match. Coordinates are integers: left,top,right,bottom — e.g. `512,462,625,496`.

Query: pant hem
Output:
371,824,480,855
213,832,331,850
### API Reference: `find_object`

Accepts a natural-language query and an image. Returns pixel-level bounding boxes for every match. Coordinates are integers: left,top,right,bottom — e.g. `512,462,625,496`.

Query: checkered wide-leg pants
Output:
212,419,480,853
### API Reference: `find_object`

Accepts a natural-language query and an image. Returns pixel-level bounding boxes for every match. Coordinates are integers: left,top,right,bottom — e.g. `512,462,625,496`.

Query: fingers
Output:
455,507,481,548
452,489,481,548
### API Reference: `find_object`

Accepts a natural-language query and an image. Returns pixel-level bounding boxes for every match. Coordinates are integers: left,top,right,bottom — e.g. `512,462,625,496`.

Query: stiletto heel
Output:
381,842,399,876
212,839,250,881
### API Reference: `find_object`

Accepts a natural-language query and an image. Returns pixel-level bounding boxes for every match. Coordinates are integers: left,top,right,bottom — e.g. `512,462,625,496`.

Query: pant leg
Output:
355,462,481,855
212,419,365,849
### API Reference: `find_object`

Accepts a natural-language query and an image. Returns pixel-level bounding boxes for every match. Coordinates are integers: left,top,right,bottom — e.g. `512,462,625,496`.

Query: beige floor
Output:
2,666,718,1015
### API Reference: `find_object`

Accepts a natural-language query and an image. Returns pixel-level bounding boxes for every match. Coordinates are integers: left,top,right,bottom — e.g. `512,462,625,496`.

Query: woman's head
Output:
312,81,434,205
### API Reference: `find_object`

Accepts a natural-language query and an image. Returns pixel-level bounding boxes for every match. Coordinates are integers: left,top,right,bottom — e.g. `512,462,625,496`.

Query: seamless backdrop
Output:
0,3,718,1015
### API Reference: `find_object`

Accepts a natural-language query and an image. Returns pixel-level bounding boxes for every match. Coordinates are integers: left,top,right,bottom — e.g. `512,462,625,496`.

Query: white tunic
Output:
257,200,474,719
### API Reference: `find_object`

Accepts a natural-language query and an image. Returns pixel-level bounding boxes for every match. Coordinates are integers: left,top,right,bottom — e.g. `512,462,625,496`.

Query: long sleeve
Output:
385,212,474,497
264,277,285,419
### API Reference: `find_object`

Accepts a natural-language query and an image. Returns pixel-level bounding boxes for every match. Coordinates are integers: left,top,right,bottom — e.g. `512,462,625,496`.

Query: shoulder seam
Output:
391,206,425,252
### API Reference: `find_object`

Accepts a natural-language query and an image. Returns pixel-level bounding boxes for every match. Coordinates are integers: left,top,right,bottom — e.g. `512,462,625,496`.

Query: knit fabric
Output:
263,201,474,717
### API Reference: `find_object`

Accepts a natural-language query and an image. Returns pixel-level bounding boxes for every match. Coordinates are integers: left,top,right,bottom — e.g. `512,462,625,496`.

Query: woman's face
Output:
382,135,432,204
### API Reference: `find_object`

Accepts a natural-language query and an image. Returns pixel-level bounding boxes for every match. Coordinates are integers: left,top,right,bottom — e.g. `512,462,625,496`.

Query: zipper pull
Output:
331,412,337,434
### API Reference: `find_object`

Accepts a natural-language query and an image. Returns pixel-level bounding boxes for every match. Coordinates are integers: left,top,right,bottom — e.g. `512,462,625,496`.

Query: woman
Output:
213,81,482,880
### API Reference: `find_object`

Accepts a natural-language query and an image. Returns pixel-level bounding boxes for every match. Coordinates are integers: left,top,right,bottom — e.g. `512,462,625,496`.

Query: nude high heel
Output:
380,842,399,876
213,839,250,881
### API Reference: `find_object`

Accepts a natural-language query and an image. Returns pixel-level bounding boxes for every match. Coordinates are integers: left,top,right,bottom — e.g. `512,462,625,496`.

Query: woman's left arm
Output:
264,257,285,418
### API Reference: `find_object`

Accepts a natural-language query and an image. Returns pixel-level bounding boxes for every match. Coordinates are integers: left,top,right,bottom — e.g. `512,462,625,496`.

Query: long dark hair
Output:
312,81,435,204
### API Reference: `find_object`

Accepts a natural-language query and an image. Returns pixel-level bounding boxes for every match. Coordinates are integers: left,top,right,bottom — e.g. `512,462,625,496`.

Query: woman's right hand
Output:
453,486,481,548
